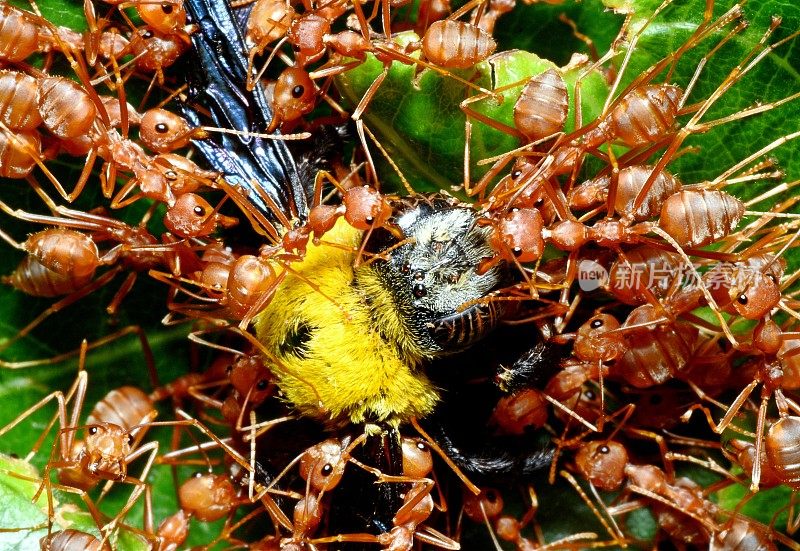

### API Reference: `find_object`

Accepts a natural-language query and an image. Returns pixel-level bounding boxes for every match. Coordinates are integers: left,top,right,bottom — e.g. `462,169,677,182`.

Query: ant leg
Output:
561,470,626,545
0,267,121,354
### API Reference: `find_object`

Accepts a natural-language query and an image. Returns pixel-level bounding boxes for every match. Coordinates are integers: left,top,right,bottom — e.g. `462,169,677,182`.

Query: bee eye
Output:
401,263,411,274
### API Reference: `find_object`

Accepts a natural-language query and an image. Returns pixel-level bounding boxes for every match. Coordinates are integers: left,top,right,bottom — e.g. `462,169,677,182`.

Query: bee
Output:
177,14,558,547
255,194,505,425
182,0,509,428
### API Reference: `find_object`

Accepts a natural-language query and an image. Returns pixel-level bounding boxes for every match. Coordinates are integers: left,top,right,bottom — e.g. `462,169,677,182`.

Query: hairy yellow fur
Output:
254,219,440,425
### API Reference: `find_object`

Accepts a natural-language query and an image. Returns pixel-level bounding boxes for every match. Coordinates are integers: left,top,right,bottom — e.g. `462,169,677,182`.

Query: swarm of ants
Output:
1,0,800,548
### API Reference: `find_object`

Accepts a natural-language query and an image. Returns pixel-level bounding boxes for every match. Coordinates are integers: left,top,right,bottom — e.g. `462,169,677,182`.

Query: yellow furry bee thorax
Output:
254,219,440,426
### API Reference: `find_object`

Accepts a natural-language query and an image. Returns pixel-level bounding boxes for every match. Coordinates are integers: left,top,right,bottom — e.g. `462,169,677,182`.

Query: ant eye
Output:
128,434,135,444
413,283,427,298
590,318,603,329
584,389,596,400
737,294,748,305
321,464,333,476
599,445,610,454
364,215,374,225
89,426,98,435
416,441,427,451
193,206,206,216
143,30,154,39
155,123,169,133
193,471,204,478
512,247,523,257
161,2,174,13
512,170,522,179
486,490,498,502
292,85,305,99
256,379,268,390
165,170,178,180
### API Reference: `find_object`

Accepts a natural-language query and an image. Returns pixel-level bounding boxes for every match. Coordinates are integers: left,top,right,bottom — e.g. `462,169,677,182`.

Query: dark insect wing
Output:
329,429,404,550
181,0,310,233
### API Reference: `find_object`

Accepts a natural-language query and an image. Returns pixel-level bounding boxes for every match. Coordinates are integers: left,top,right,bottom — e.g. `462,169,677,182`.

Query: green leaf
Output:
335,35,610,195
0,452,150,551
717,482,794,528
0,454,50,550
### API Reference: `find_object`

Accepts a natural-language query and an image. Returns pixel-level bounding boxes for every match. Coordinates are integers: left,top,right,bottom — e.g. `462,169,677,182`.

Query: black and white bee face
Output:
369,195,506,356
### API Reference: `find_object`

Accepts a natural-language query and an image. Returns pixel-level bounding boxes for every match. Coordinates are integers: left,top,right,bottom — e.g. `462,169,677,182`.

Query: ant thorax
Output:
367,196,505,357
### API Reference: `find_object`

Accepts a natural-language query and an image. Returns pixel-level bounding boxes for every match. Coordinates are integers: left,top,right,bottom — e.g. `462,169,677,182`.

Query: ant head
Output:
489,207,545,264
491,388,548,436
140,108,193,153
401,437,433,479
84,422,126,444
137,0,187,36
574,314,625,362
299,439,346,493
164,193,237,238
225,256,279,319
462,487,504,523
730,256,785,320
179,473,238,522
342,186,392,230
229,355,273,406
271,68,317,130
575,440,628,492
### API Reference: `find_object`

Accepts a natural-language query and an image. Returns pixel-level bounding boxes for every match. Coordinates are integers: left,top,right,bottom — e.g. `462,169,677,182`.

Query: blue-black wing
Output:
181,0,309,233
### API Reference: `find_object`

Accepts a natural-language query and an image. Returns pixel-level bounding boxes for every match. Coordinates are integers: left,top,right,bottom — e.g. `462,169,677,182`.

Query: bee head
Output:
367,195,507,356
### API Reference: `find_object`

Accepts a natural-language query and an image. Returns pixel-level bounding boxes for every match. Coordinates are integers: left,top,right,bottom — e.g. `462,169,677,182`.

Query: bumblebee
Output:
254,195,505,425
183,0,507,427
